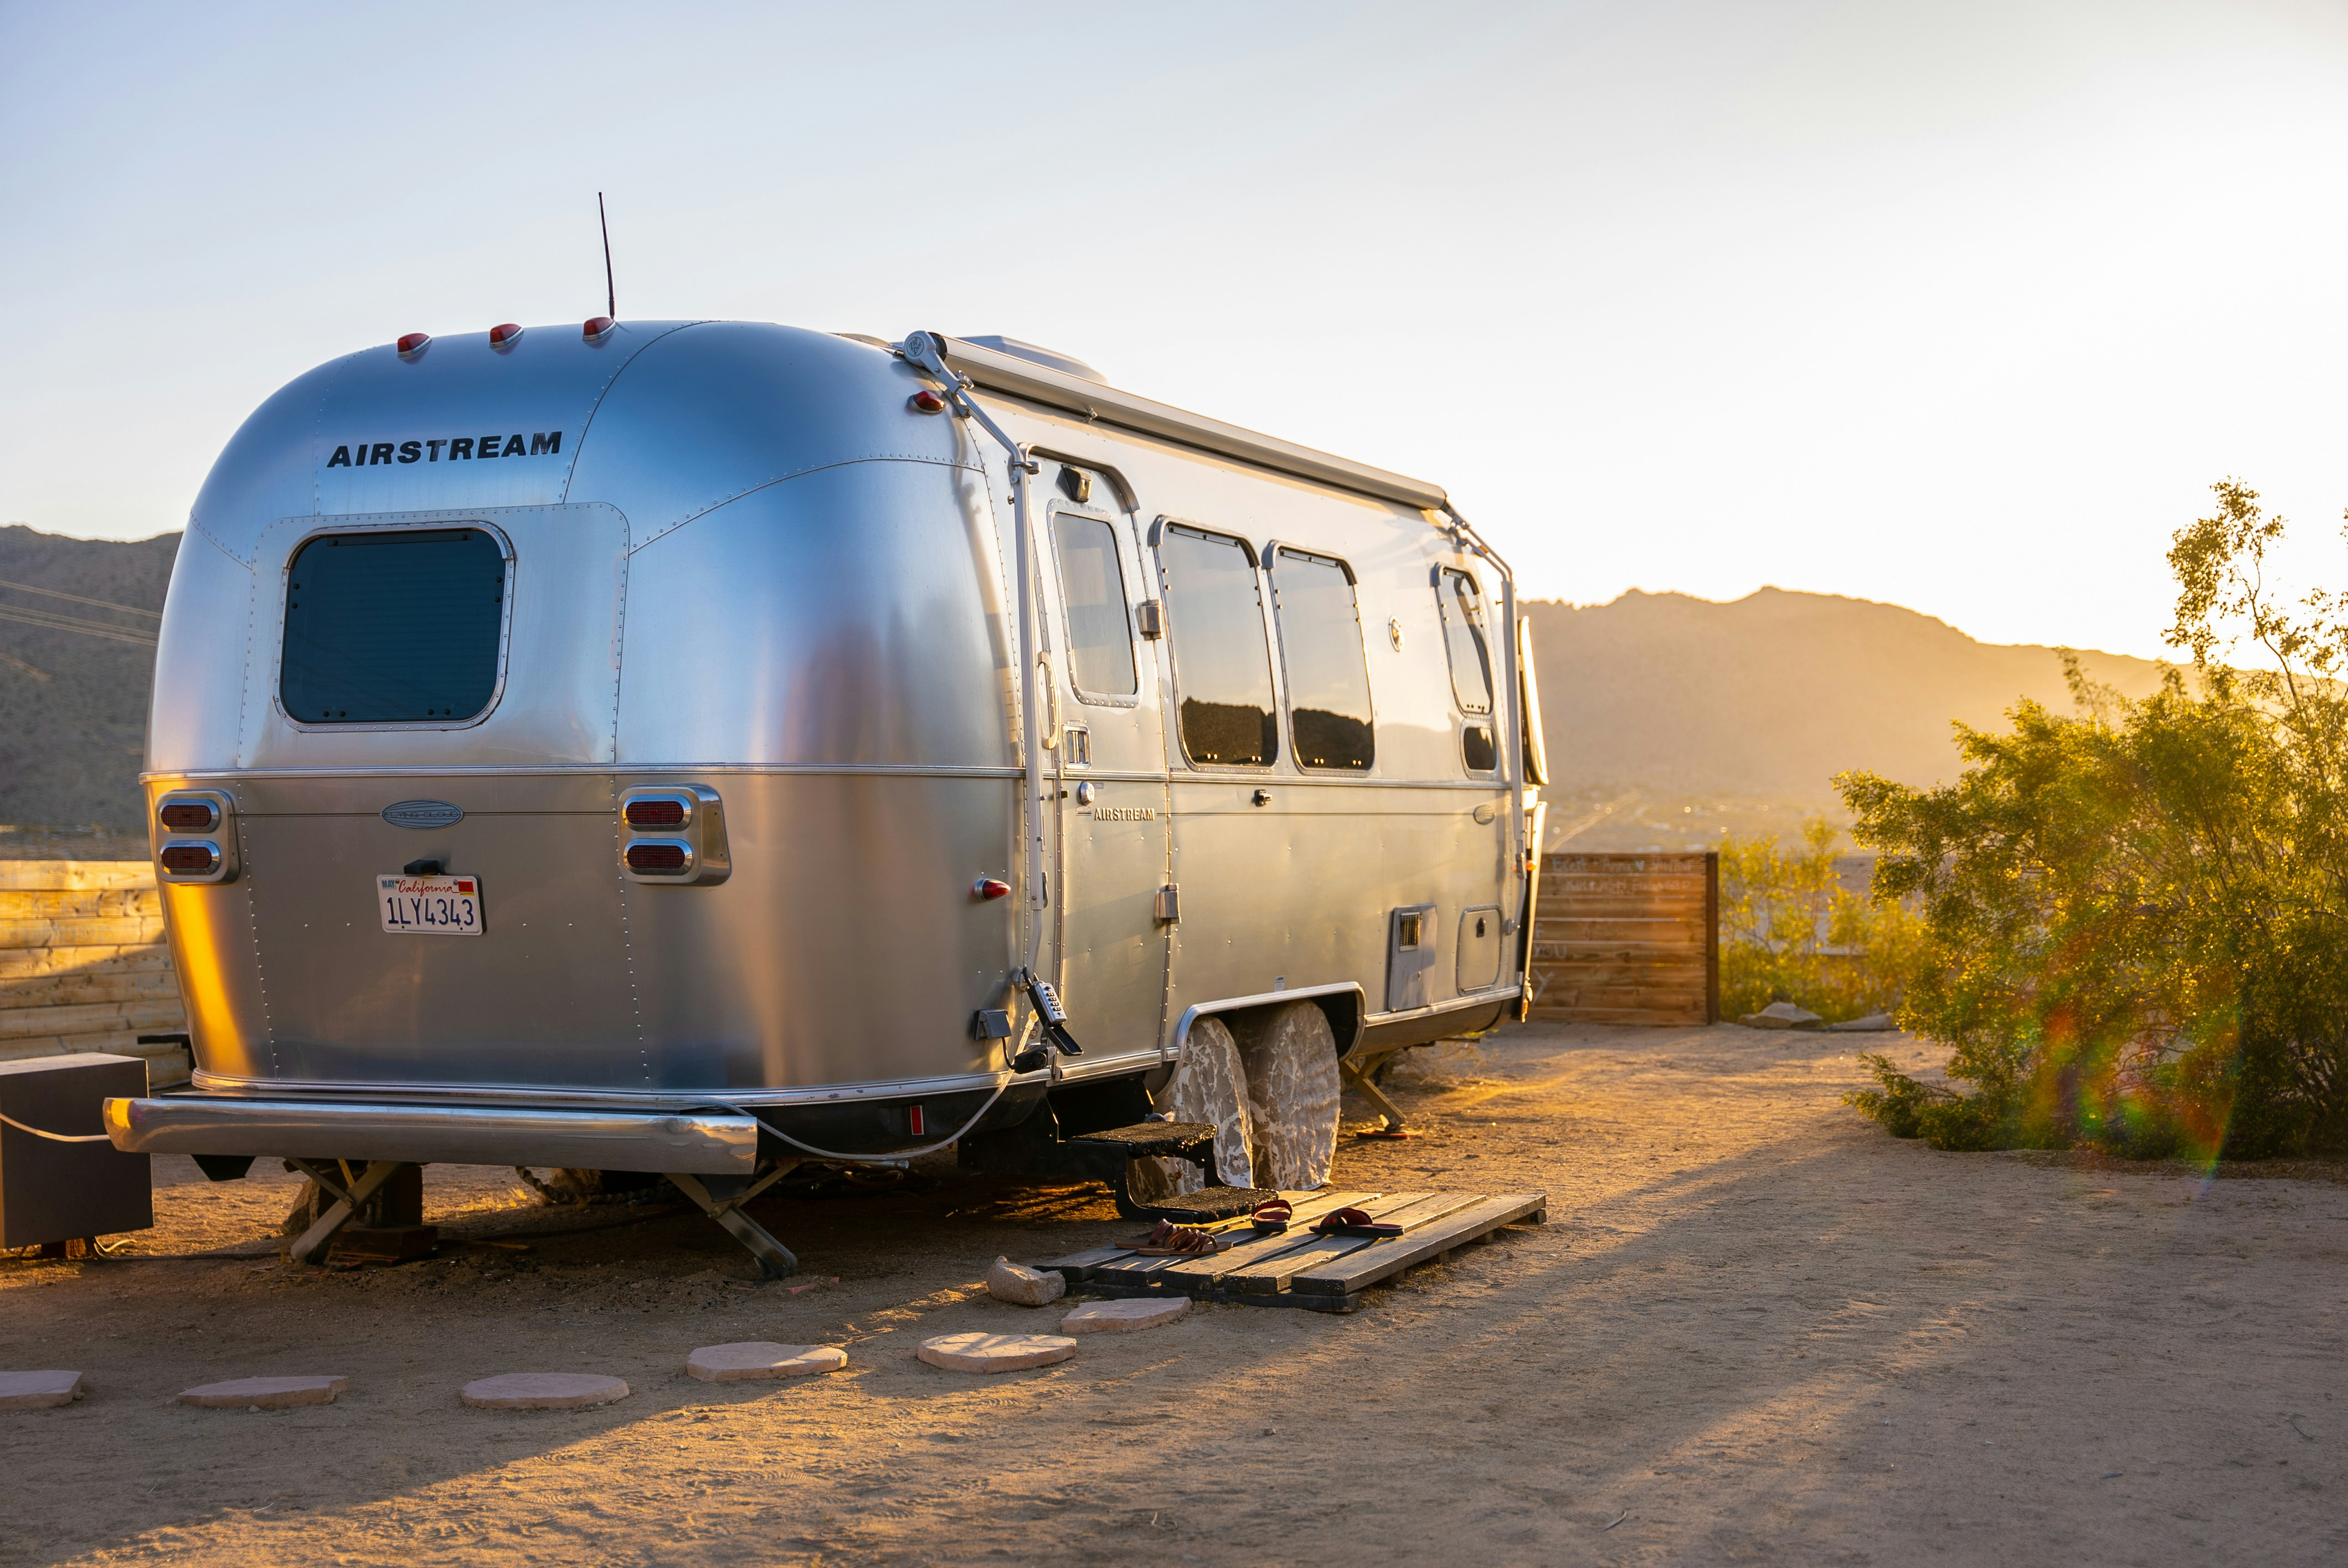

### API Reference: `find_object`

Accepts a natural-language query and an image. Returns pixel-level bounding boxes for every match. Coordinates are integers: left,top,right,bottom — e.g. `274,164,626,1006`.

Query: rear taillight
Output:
624,798,687,829
158,801,218,832
617,785,726,885
154,791,238,882
159,843,219,874
625,842,689,874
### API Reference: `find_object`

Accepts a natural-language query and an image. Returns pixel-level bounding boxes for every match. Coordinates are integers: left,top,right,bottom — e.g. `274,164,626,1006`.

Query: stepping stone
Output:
0,1371,84,1410
178,1375,348,1410
686,1342,848,1383
917,1332,1077,1373
460,1373,630,1410
986,1256,1065,1307
1061,1297,1190,1334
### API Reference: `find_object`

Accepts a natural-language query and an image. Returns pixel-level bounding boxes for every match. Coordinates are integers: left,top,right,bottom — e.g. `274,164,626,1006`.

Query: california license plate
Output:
377,873,485,936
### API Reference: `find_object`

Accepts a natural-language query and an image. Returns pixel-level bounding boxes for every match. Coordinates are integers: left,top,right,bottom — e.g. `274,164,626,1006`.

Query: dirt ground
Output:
3,1020,2344,1567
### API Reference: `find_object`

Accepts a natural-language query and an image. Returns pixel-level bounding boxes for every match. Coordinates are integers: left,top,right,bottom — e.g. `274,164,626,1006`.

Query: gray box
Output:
0,1054,153,1248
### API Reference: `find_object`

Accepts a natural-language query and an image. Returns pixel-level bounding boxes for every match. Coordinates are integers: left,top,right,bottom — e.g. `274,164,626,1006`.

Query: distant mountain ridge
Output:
0,525,178,834
0,528,2171,837
1522,587,2172,801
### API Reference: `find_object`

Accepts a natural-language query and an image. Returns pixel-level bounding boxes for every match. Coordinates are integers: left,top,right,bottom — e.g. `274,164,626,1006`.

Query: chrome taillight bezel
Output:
154,790,239,883
617,785,728,886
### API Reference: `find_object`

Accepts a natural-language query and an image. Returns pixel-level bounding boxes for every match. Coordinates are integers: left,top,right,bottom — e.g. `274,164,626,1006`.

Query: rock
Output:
1061,1297,1190,1334
686,1342,847,1382
916,1333,1077,1373
0,1371,84,1410
1739,1001,1824,1030
177,1375,347,1410
1826,1013,1897,1033
986,1257,1067,1307
460,1373,630,1410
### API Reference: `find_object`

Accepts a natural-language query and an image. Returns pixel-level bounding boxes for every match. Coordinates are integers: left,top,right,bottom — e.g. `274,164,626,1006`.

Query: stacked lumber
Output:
1528,851,1718,1027
0,862,189,1085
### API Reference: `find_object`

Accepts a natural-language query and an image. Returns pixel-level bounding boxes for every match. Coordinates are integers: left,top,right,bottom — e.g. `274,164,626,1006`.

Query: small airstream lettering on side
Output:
117,321,1544,1275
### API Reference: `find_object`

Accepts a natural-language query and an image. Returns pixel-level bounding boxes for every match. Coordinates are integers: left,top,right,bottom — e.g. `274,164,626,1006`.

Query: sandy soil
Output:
2,1021,2343,1567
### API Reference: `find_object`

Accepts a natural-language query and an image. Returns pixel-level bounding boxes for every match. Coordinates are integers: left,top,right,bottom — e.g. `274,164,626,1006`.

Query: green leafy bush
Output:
1837,481,2348,1160
1718,818,1928,1023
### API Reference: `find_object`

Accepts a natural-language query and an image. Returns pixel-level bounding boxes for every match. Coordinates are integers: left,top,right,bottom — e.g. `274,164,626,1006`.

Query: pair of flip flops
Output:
1311,1206,1403,1237
1127,1220,1230,1256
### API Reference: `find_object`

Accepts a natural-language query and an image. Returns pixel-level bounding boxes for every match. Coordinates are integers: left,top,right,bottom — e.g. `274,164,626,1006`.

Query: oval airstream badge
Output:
382,800,464,830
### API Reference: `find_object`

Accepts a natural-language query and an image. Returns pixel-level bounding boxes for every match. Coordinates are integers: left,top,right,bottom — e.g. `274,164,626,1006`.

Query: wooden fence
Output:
1527,851,1718,1027
0,862,190,1086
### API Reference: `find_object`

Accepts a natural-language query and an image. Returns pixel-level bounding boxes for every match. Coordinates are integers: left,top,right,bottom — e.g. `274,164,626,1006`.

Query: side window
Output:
1051,512,1137,698
1436,568,1495,715
1158,524,1278,767
1271,549,1373,771
282,527,508,724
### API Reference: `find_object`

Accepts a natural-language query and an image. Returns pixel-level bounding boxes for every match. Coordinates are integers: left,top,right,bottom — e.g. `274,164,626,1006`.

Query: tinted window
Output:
1052,513,1137,697
1438,568,1494,714
281,528,506,724
1160,525,1277,766
1271,549,1373,771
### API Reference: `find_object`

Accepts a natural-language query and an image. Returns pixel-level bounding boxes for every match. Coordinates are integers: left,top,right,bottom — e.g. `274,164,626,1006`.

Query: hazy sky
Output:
5,0,2345,662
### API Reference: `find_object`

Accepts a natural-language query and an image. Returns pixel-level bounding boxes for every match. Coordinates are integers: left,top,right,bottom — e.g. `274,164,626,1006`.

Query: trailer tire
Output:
1132,1015,1257,1197
1237,1000,1342,1191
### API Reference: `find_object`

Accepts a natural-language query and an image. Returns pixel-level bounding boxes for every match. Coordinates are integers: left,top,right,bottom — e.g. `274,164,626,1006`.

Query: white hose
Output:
712,1077,1019,1165
0,1112,112,1144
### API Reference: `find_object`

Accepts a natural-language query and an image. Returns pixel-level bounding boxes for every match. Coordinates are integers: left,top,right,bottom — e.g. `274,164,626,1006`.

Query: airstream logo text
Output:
327,432,563,468
382,800,465,829
1089,806,1157,821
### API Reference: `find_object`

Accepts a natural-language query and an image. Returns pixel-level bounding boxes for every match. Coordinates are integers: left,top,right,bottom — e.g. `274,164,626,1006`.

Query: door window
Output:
1050,512,1138,698
1158,525,1278,766
1271,549,1373,771
1436,568,1495,715
281,527,507,724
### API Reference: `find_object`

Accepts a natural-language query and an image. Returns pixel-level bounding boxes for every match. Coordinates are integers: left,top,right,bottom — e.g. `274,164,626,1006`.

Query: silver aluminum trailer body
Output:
115,321,1540,1262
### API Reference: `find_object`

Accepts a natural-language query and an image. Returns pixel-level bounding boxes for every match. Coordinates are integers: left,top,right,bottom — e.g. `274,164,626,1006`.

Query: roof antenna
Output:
598,192,617,321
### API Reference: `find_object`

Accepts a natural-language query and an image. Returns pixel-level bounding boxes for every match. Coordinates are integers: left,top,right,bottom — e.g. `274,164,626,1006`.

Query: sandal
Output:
1310,1206,1403,1237
1126,1219,1230,1256
1250,1199,1294,1234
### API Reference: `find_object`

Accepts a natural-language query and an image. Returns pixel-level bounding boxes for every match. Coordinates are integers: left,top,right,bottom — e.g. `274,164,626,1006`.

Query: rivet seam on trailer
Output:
558,321,703,508
240,813,279,1076
608,510,630,766
625,453,977,556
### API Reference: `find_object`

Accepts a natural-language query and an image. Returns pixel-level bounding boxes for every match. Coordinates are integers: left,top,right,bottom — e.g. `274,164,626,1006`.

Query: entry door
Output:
1042,479,1171,1066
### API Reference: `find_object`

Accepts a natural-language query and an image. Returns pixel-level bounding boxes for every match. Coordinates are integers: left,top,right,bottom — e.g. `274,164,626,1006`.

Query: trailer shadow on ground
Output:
2,1022,2344,1568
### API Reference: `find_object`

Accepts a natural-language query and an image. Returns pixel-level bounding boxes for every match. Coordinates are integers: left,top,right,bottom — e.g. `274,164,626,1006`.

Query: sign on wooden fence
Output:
0,862,189,1085
1527,851,1718,1027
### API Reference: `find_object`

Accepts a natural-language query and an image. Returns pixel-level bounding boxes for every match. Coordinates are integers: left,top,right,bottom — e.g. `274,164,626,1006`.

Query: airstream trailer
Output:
103,321,1548,1273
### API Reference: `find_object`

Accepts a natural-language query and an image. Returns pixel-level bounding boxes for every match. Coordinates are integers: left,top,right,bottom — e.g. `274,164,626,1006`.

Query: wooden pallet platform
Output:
1035,1187,1544,1312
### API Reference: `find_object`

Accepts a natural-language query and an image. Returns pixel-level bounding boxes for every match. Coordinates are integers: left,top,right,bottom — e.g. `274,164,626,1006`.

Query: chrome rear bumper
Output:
102,1096,758,1175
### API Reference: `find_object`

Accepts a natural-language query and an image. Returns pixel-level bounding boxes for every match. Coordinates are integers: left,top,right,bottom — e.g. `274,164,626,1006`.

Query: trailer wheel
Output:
1237,1000,1342,1190
1130,1015,1257,1198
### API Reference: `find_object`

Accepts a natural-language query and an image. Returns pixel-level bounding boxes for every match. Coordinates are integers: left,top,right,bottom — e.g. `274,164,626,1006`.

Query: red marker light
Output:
583,316,615,342
973,878,1012,901
158,801,217,831
909,1105,926,1137
908,389,948,415
625,798,687,829
159,843,218,874
488,322,523,349
396,332,431,359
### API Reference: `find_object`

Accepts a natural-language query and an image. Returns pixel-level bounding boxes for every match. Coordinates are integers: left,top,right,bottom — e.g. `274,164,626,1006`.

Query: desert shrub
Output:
1836,481,2348,1160
1718,818,1928,1022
